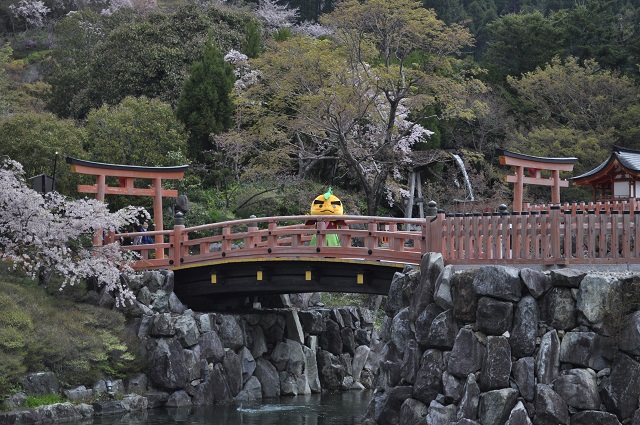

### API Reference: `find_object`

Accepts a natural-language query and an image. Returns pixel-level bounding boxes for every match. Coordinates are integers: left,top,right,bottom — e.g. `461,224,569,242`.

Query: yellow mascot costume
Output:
306,187,345,246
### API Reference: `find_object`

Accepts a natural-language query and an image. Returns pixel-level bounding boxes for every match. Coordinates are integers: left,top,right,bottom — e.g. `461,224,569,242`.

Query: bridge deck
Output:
172,257,408,311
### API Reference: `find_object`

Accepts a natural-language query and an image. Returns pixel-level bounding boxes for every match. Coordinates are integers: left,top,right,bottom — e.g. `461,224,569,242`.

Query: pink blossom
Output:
0,159,145,306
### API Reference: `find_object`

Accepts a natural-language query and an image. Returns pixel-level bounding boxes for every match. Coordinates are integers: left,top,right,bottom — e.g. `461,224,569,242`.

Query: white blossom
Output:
0,159,145,306
9,0,50,28
100,0,133,16
256,0,298,29
293,21,332,38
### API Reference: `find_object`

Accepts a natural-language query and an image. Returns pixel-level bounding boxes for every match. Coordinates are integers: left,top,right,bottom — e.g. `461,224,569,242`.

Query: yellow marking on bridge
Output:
172,257,417,271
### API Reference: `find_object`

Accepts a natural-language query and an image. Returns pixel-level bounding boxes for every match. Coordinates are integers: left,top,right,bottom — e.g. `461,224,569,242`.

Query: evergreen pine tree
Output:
176,41,235,159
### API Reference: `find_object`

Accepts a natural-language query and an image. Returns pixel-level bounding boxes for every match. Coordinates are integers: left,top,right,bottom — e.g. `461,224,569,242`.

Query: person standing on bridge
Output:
305,187,347,246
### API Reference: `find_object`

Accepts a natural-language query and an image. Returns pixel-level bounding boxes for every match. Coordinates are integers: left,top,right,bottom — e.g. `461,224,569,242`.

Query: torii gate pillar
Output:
498,149,577,212
66,157,189,255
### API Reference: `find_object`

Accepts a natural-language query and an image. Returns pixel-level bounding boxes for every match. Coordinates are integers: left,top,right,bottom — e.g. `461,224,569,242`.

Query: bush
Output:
0,268,146,399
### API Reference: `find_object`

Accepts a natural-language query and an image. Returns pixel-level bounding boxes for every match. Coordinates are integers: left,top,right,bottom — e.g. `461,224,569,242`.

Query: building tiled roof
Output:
571,146,640,181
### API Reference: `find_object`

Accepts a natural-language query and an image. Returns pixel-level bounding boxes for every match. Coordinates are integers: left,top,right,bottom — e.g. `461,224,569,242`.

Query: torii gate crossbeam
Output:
66,157,189,253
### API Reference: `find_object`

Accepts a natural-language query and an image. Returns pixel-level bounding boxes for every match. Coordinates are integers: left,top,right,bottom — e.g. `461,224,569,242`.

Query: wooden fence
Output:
111,204,640,270
430,206,640,265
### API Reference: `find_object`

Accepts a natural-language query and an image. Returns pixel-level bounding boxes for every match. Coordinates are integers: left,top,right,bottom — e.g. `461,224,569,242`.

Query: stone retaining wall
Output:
363,253,640,425
1,270,381,424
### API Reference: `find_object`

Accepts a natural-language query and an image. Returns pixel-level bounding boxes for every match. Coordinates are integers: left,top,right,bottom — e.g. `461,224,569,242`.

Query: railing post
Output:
550,205,561,261
171,211,186,267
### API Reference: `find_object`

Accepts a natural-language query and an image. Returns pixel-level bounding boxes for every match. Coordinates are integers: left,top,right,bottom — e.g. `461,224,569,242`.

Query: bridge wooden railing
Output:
431,206,640,265
523,199,640,216
109,204,640,270
112,215,428,270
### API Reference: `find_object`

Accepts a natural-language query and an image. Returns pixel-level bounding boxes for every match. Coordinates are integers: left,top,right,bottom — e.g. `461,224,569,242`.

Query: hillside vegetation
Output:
0,268,146,402
0,0,638,221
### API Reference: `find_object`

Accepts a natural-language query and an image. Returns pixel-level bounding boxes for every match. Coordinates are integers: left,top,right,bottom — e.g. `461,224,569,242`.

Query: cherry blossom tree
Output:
0,158,146,306
225,0,485,215
9,0,50,28
256,0,298,30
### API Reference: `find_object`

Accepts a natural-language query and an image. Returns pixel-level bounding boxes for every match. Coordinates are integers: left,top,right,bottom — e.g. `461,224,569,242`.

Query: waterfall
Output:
452,154,475,201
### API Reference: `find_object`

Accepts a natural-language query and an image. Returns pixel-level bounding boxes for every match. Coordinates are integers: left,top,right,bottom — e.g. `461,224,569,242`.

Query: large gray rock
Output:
442,371,464,404
150,313,174,337
451,270,478,322
412,349,443,406
149,338,189,390
341,327,356,355
577,274,622,329
398,398,428,425
457,374,480,421
219,315,244,350
415,303,444,348
410,253,444,320
554,368,600,410
542,287,577,330
478,388,518,425
559,332,615,371
391,307,414,356
374,386,414,425
479,336,511,391
620,311,640,356
600,352,640,420
426,310,458,349
550,268,586,288
250,325,268,359
534,384,569,425
254,358,280,398
285,310,305,344
476,297,513,335
353,345,370,382
174,315,200,348
570,411,622,425
320,319,342,355
433,265,454,310
317,350,345,390
298,310,326,334
400,339,421,385
510,295,539,358
166,390,192,407
512,357,535,402
425,400,456,424
520,268,552,298
238,347,256,384
235,376,262,401
62,386,93,403
448,328,486,378
302,344,321,393
472,265,522,302
536,330,560,384
386,272,409,317
223,350,243,397
198,330,225,363
505,401,533,425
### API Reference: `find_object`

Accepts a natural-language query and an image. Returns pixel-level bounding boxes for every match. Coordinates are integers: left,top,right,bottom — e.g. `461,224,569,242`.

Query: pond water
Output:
88,391,373,425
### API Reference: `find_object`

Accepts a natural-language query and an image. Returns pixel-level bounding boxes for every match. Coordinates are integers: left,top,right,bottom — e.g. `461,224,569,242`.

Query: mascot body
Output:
306,188,345,246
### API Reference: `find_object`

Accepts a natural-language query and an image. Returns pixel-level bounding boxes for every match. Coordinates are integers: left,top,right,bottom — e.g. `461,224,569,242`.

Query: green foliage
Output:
47,4,255,119
482,11,563,81
242,19,263,58
85,96,188,167
0,269,145,399
274,27,293,41
0,112,87,196
25,394,64,408
176,41,235,158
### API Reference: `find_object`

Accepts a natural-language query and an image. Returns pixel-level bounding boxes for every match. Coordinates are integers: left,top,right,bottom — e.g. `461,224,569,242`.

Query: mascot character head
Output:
310,187,343,215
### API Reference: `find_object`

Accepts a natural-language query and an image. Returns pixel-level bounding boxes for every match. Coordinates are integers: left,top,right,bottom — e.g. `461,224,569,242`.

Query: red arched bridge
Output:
109,215,425,310
107,206,640,309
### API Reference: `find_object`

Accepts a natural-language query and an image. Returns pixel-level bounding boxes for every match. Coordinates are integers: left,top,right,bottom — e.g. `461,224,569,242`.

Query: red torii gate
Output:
66,157,189,254
498,149,577,212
